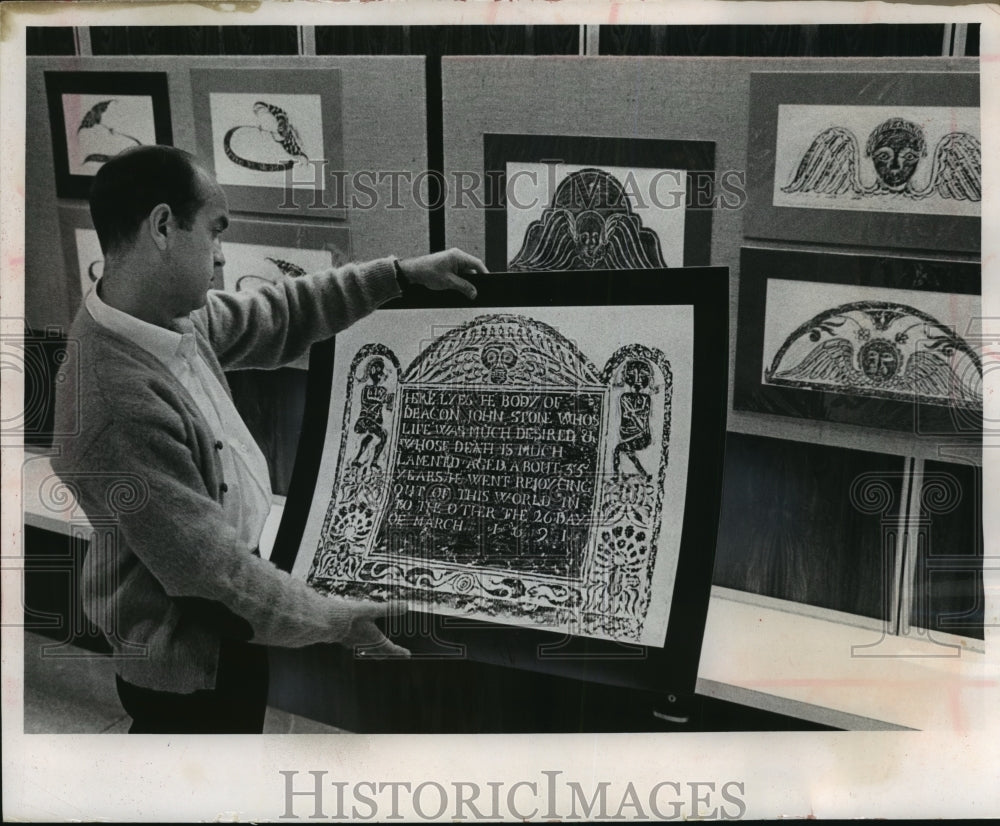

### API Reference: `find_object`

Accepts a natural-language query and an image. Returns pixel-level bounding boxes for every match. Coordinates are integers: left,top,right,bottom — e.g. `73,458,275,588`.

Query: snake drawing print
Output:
223,100,310,172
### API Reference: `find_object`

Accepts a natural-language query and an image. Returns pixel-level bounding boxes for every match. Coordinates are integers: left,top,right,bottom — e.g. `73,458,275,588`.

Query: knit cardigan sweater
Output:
53,258,401,692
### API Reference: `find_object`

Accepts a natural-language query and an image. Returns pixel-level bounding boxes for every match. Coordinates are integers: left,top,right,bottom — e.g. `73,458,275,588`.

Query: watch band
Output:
393,258,409,287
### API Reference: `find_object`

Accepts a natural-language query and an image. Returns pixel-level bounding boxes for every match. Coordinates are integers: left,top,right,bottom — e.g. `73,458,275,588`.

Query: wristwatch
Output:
393,258,409,289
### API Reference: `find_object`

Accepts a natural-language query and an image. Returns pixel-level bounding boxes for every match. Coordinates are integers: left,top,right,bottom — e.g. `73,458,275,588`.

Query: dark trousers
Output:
115,640,269,734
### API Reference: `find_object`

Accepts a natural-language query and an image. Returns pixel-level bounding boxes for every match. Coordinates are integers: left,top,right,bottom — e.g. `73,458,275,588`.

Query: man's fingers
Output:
355,638,411,659
451,248,489,275
447,272,478,300
353,631,411,659
349,599,409,620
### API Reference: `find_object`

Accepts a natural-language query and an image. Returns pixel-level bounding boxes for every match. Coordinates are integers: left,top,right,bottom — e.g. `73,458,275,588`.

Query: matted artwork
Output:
734,247,982,434
45,71,173,199
272,269,729,693
221,219,352,369
483,134,714,273
191,68,345,218
745,72,980,252
298,305,691,646
57,204,103,305
774,105,980,216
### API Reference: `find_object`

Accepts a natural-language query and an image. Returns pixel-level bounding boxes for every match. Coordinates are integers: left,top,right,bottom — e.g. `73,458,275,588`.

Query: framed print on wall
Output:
45,71,173,199
221,218,352,370
483,134,715,273
191,68,345,218
271,267,729,697
744,72,980,254
734,247,982,435
57,203,103,307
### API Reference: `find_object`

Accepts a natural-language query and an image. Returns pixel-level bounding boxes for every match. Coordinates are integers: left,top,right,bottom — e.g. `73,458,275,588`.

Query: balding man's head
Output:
89,145,209,256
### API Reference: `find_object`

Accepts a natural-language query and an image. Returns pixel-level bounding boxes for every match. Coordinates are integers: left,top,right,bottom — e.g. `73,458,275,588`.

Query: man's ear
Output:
147,203,173,251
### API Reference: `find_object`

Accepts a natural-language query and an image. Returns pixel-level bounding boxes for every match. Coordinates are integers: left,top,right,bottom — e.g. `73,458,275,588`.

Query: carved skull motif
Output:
481,343,518,384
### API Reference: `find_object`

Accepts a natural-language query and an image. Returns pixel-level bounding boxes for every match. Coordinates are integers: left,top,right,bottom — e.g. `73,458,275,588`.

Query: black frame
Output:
271,267,729,700
734,247,982,436
483,133,715,272
744,71,981,254
45,70,173,199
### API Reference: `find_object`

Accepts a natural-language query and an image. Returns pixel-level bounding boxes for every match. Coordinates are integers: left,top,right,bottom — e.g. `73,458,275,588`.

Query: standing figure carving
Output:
613,359,653,479
351,357,394,467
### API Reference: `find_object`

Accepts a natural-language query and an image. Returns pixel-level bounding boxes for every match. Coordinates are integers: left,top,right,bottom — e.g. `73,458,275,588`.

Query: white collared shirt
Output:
86,287,273,551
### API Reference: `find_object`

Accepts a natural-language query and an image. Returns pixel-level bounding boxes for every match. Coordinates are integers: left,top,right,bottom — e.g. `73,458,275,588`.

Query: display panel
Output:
272,268,729,693
190,68,345,218
734,247,982,435
713,432,905,624
907,460,984,641
745,71,980,252
483,134,714,273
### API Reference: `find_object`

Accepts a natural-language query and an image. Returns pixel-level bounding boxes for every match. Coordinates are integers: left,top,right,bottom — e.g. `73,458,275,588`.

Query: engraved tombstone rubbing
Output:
296,307,693,647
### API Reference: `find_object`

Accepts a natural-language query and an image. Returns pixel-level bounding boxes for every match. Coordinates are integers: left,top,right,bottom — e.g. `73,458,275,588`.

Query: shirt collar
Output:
86,283,192,366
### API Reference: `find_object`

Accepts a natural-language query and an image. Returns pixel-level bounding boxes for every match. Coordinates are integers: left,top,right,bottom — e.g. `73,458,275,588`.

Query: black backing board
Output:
271,267,729,701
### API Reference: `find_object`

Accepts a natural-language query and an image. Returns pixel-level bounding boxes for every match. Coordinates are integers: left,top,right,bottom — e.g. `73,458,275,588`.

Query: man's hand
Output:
397,248,487,300
342,599,411,659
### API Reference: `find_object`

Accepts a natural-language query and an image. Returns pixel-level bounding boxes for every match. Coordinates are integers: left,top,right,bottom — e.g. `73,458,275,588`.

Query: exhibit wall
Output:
440,55,977,460
440,54,983,644
26,54,429,331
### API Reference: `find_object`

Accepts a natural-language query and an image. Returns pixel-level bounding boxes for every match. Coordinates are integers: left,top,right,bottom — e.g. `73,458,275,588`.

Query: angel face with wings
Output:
509,168,667,272
782,117,981,202
765,300,982,407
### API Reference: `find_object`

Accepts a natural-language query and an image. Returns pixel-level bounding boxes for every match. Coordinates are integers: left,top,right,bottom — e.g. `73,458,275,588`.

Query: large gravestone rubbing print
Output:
293,305,693,647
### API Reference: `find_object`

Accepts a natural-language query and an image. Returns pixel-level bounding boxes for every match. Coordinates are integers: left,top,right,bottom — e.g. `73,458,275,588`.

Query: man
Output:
52,145,486,733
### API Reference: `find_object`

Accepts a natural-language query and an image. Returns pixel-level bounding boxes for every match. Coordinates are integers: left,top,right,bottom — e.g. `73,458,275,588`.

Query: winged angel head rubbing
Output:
766,301,982,407
224,100,311,172
782,117,981,202
510,168,667,271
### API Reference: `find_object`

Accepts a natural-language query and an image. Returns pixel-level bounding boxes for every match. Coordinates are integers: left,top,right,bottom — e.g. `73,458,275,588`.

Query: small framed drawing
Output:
270,267,729,698
190,68,345,218
483,133,714,273
744,72,980,253
45,71,173,199
734,247,982,435
58,203,104,307
221,218,352,370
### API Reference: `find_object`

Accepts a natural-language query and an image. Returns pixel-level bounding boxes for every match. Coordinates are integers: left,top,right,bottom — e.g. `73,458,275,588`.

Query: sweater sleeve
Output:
202,258,401,371
72,402,374,649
